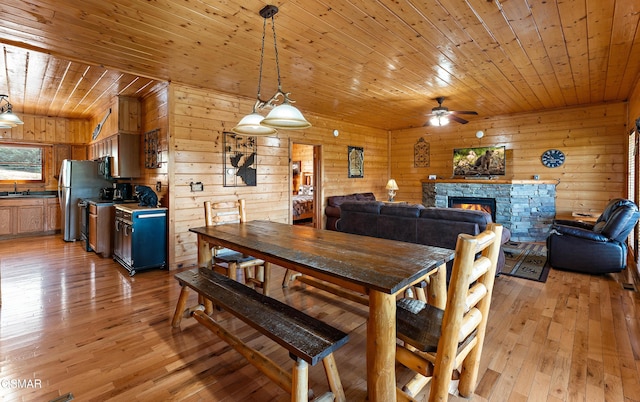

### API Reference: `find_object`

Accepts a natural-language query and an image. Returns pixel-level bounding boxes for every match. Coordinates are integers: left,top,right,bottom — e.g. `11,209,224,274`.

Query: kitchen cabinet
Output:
72,145,88,160
87,96,141,176
117,96,141,134
88,202,115,257
54,144,71,177
0,206,11,236
114,205,167,276
88,133,141,178
0,197,59,239
45,197,61,232
110,133,141,178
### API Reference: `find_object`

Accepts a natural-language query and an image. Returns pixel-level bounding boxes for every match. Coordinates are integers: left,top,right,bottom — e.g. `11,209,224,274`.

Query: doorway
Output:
291,142,321,228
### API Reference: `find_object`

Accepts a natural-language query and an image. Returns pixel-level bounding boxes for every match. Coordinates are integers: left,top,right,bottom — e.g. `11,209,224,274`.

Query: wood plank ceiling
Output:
0,0,638,130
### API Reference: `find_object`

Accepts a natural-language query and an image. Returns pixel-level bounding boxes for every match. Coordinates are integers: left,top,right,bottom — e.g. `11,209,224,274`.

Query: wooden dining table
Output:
189,220,455,401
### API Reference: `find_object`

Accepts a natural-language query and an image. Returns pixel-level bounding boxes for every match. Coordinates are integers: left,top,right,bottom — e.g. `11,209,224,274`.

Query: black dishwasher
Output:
114,205,167,276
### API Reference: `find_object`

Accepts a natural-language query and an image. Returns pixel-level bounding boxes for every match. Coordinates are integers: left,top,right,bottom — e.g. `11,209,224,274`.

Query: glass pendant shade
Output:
0,111,24,125
0,111,23,126
0,94,23,127
233,112,277,135
261,103,311,129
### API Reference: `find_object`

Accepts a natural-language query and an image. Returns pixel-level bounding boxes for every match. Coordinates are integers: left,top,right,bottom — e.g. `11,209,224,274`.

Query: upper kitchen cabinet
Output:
109,133,141,178
93,96,141,139
88,96,142,178
117,96,142,135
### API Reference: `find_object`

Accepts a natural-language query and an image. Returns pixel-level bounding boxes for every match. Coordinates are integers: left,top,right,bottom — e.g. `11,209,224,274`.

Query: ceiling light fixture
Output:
429,115,449,126
0,94,24,128
233,5,311,135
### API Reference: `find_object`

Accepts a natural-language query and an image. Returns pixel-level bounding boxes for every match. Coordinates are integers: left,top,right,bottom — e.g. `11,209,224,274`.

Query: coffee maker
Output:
113,183,132,201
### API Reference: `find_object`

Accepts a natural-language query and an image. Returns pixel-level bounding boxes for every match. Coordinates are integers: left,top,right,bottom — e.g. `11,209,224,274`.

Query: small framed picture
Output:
292,160,301,177
348,146,364,178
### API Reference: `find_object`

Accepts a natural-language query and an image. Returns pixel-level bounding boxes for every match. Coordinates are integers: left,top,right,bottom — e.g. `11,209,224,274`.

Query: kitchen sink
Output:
0,191,57,198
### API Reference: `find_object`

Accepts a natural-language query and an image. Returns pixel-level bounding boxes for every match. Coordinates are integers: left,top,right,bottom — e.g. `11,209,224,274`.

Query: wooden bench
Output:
171,267,349,402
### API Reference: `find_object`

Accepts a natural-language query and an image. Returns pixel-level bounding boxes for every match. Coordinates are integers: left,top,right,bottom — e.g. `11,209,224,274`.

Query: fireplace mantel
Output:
422,178,558,185
422,180,557,242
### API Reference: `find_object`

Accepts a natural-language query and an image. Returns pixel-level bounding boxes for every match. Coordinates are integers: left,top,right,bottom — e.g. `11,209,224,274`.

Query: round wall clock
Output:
541,149,565,168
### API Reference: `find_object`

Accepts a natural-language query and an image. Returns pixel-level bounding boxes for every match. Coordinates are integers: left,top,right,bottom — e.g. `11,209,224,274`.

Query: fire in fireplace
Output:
448,197,497,222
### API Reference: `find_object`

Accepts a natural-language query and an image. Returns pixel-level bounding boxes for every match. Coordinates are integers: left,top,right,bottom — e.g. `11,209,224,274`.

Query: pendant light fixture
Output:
232,5,311,135
0,94,24,128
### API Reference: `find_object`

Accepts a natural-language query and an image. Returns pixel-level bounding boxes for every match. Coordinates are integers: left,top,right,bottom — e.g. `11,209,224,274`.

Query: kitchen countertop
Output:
84,197,139,205
0,190,58,199
115,204,167,213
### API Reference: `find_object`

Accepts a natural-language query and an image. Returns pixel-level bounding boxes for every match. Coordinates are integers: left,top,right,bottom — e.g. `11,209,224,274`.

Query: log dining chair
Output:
204,200,271,295
395,223,503,401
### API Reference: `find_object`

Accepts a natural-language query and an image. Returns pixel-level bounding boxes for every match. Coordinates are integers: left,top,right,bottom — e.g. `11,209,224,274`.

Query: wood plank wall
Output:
139,83,170,202
0,115,89,144
390,102,629,216
0,114,91,192
168,83,389,269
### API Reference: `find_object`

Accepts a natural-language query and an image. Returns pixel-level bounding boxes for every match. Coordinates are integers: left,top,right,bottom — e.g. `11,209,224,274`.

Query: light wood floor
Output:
1,235,639,401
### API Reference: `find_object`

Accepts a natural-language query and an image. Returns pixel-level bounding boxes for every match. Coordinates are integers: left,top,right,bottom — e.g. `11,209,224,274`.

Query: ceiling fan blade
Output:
450,115,469,124
450,110,478,115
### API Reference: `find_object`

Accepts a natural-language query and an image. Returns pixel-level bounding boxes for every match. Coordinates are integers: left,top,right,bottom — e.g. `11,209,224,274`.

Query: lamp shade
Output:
261,103,311,129
232,112,277,135
386,179,399,191
0,110,23,126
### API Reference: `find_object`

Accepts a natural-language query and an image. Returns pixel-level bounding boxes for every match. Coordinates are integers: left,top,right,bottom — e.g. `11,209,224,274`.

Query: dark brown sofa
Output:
325,192,376,231
335,201,511,277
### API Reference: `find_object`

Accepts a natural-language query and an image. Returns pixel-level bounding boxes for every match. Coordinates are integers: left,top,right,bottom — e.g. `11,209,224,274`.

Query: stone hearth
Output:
422,179,557,242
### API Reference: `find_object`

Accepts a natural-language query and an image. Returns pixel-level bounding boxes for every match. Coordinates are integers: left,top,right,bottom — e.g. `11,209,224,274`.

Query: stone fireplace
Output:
422,179,557,242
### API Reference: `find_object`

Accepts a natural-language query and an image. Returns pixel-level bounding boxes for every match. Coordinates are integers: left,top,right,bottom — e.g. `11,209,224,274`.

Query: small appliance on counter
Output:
99,187,115,200
113,183,133,201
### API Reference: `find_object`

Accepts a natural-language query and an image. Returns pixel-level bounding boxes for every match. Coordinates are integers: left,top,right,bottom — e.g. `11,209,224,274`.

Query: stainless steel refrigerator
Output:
58,160,111,241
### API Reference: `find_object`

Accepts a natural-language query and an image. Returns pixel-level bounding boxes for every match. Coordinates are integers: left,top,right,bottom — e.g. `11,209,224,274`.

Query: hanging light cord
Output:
251,18,268,113
270,15,282,92
253,5,294,110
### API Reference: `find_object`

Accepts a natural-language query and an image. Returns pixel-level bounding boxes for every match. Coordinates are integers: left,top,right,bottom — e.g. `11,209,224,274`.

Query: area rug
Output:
502,242,550,282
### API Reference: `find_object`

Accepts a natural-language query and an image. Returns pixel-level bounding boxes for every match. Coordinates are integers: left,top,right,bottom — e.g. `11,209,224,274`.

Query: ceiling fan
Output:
425,97,478,126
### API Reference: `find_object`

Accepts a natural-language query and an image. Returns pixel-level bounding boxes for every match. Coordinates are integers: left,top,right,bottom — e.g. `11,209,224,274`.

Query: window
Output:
0,143,45,182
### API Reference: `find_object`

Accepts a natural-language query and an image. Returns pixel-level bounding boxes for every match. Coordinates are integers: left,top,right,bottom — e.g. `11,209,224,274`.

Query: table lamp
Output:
386,179,399,202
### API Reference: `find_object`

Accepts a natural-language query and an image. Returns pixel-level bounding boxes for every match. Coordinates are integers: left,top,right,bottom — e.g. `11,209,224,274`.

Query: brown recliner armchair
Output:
547,198,639,274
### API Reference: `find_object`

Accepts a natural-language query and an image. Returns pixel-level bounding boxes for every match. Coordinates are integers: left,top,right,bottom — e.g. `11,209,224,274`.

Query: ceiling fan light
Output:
430,115,449,126
232,112,278,135
261,103,311,129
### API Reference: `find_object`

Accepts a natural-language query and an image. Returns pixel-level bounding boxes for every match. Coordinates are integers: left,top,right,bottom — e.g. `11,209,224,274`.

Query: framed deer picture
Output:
223,132,257,186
